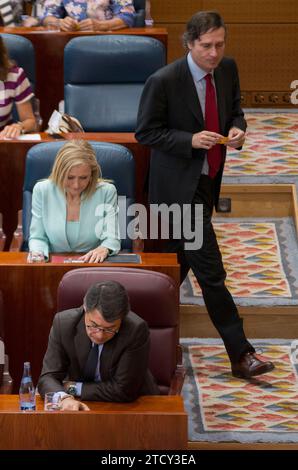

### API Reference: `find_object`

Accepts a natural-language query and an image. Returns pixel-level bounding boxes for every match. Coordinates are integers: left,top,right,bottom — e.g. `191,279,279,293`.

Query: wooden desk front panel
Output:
0,28,168,126
0,395,187,450
0,252,179,390
0,134,150,249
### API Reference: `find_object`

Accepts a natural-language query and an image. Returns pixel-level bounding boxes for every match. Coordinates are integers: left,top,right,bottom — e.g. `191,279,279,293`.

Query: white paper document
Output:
17,134,42,141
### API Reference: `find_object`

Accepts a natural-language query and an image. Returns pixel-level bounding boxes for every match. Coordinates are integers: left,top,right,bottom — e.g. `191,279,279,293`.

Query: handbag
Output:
58,114,84,133
47,110,84,134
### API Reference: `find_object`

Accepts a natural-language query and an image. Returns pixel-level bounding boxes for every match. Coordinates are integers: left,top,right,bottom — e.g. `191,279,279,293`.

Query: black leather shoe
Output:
231,352,275,379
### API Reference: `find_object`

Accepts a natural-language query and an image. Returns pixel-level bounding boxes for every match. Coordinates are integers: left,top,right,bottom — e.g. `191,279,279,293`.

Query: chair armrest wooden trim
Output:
0,350,13,394
0,372,13,394
9,210,23,252
132,237,144,253
131,213,144,253
168,344,185,395
168,364,185,395
9,231,23,251
0,213,6,251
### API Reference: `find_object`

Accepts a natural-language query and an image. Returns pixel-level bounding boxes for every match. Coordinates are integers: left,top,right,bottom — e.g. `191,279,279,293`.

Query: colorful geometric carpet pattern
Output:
182,339,298,443
188,221,290,297
181,218,298,306
224,113,298,176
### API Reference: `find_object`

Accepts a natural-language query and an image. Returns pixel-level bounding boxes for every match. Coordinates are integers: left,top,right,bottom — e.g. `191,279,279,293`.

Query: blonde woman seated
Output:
29,140,120,263
0,37,36,139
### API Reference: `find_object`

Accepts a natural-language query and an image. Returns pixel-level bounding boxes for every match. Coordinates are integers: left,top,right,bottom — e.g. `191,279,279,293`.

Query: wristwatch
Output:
66,382,77,397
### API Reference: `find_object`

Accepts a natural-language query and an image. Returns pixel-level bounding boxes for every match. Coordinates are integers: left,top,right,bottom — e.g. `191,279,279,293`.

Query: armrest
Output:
132,237,144,253
168,364,185,395
31,96,43,131
9,210,23,252
0,339,13,394
168,344,185,395
132,213,144,253
0,213,6,251
0,355,13,394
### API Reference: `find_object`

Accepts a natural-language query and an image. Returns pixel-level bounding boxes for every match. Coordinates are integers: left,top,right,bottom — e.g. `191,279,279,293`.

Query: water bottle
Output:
19,362,36,411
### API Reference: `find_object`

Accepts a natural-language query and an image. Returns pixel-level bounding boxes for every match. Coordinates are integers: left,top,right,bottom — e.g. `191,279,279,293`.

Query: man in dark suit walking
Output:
38,281,159,410
136,10,274,379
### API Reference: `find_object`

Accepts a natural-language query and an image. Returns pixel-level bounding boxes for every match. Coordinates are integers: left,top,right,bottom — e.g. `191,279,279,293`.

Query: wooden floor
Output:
180,183,298,338
217,184,298,236
181,304,298,338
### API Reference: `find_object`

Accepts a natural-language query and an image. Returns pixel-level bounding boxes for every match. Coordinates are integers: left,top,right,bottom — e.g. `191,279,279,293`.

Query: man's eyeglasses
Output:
85,324,119,335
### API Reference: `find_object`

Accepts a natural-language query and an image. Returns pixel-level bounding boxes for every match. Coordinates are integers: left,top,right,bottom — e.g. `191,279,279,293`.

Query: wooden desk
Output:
0,395,187,450
0,252,179,390
0,27,168,126
0,133,149,249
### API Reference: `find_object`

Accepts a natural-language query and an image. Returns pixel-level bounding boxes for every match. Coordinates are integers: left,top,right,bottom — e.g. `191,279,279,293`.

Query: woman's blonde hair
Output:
0,36,14,81
49,140,103,198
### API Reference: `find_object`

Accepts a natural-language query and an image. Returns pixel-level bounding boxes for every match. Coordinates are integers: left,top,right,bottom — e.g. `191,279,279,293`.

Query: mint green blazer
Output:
28,180,120,258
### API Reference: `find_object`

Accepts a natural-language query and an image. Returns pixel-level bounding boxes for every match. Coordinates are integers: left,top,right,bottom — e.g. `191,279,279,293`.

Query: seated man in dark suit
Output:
38,280,159,411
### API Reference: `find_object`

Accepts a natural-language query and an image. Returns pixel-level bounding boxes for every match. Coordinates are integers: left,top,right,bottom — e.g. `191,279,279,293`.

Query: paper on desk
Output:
51,254,141,263
18,134,42,141
51,255,81,263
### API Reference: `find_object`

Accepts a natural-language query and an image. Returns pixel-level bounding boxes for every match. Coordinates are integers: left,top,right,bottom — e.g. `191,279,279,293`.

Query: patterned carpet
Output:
180,217,298,306
223,112,298,185
182,338,298,443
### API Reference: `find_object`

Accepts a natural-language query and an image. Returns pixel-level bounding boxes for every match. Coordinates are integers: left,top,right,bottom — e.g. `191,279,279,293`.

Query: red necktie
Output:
204,73,222,178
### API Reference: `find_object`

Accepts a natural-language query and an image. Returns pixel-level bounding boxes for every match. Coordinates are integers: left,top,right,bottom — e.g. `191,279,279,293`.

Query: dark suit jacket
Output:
135,55,246,209
38,307,159,402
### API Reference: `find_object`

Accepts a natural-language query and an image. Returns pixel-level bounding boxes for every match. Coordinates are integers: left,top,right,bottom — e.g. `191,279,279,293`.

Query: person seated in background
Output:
29,139,120,262
0,36,36,139
42,0,136,31
0,0,46,27
38,280,159,410
22,0,47,27
0,0,23,26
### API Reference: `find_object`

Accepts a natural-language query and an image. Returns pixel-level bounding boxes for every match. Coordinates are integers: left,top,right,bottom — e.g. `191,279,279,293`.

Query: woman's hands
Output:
0,122,23,139
0,100,37,140
79,246,109,263
59,17,79,31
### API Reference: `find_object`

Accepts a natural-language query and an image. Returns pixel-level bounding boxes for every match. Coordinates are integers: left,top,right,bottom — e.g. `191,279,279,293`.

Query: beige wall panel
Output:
226,24,298,90
151,0,204,23
155,23,185,64
152,0,298,23
202,0,298,23
157,23,298,93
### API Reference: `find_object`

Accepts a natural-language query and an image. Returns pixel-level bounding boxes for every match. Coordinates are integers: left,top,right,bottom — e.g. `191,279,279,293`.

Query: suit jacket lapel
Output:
74,310,92,375
214,65,226,134
178,57,204,126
